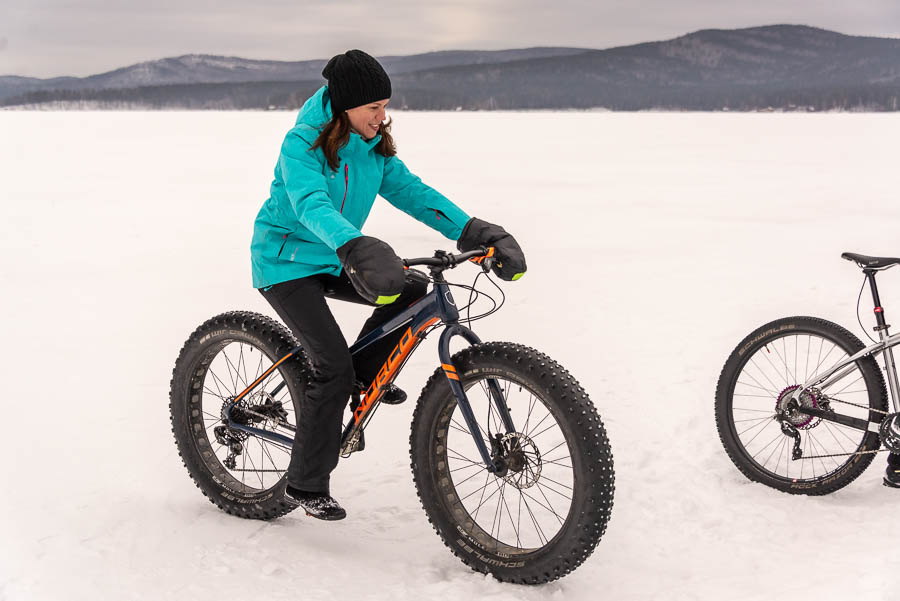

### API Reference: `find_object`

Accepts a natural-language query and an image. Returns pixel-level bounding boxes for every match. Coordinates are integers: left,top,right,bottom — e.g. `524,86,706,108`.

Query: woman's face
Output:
345,99,389,140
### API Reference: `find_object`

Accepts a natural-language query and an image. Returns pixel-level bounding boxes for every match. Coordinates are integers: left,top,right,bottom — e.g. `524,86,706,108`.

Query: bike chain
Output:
787,394,892,460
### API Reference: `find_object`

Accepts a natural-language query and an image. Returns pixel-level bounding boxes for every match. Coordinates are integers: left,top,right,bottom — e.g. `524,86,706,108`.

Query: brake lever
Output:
468,246,496,273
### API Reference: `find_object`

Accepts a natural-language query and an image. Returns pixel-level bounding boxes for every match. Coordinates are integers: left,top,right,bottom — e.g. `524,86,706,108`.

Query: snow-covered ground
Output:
3,110,900,600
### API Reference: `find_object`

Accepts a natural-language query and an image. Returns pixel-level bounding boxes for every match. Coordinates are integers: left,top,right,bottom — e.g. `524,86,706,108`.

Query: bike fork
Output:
438,325,516,473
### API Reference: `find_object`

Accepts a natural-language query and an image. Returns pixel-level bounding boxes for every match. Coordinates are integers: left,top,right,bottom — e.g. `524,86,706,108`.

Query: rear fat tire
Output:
715,316,888,495
409,342,614,584
169,311,312,519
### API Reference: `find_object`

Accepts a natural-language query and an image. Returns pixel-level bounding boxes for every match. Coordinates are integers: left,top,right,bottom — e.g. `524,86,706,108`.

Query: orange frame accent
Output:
233,351,294,404
353,317,440,424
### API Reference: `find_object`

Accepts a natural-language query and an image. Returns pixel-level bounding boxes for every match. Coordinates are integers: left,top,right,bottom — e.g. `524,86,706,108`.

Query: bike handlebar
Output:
403,247,494,272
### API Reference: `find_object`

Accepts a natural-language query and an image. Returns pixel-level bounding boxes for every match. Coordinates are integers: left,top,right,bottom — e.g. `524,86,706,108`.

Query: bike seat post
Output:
865,269,888,330
866,269,900,412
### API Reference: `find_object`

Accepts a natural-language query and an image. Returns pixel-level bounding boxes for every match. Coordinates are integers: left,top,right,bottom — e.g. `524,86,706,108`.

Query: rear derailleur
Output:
776,394,834,461
213,425,246,469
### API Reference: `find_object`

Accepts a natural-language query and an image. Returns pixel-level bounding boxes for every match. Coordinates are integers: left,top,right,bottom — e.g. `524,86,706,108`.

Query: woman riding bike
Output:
250,49,526,520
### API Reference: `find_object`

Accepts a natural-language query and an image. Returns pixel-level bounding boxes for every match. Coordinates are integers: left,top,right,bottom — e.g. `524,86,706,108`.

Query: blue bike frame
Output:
223,255,516,473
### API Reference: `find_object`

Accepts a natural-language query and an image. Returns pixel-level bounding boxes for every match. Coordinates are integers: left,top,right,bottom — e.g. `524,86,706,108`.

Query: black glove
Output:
457,217,527,281
336,236,405,305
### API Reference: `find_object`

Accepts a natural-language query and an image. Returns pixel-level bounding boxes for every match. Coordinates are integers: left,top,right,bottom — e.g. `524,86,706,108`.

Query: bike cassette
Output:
221,395,287,429
880,413,900,453
776,385,822,430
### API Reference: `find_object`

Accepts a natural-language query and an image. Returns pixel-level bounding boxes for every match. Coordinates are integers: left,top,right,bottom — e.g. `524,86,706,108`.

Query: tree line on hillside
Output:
4,80,900,111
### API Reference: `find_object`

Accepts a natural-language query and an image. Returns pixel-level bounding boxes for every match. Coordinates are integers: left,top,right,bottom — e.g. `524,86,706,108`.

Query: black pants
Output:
260,270,427,493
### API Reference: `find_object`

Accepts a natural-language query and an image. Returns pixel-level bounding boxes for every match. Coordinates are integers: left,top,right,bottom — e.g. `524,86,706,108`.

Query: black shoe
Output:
885,453,900,488
284,486,347,520
381,384,407,405
885,467,900,488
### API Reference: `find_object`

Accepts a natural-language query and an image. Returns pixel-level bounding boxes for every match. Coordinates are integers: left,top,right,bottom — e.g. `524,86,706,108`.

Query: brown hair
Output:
310,112,397,171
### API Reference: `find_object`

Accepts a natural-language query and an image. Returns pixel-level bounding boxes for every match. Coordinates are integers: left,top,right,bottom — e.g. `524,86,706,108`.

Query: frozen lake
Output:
3,110,900,600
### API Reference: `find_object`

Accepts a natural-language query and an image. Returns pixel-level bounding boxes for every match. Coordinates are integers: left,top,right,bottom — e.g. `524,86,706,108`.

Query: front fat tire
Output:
715,316,887,496
409,342,614,584
169,310,311,520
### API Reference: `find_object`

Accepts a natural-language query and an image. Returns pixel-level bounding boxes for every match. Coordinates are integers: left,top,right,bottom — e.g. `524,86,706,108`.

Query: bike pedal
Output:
381,384,407,405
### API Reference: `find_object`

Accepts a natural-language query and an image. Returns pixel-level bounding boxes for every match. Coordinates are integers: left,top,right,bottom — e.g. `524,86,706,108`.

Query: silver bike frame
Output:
796,330,900,413
793,262,900,436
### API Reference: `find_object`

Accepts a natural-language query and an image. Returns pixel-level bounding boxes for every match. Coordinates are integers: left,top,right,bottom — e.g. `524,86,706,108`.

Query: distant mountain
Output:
0,48,588,103
5,25,900,111
386,25,900,110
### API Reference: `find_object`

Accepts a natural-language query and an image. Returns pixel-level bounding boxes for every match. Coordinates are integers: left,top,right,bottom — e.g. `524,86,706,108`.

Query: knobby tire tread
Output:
409,341,614,584
169,310,311,520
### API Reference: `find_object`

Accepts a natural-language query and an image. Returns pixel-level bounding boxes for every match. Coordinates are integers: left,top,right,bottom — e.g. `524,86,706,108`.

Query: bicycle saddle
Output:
841,252,900,269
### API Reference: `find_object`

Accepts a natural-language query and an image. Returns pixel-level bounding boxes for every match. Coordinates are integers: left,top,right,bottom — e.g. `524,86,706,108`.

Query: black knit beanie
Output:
322,50,392,115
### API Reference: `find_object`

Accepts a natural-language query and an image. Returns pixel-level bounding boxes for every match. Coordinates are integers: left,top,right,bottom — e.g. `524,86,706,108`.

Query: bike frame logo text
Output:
355,318,438,423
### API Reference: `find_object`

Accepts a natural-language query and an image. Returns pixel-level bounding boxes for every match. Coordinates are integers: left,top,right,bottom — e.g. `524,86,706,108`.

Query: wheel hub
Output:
221,394,288,428
492,433,542,490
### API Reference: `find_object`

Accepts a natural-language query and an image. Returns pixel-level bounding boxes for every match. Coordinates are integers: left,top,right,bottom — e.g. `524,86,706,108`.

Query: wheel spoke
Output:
733,415,774,424
447,447,484,467
750,430,788,462
822,422,852,455
736,374,778,396
207,368,234,399
453,466,489,488
749,356,785,393
519,492,549,546
808,342,841,384
523,486,566,526
738,415,775,439
524,411,552,440
830,374,863,396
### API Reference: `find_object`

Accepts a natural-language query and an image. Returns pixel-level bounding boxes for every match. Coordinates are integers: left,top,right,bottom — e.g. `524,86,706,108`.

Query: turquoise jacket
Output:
251,86,471,289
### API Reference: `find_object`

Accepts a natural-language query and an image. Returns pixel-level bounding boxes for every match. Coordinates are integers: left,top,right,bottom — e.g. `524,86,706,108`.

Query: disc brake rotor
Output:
498,432,542,490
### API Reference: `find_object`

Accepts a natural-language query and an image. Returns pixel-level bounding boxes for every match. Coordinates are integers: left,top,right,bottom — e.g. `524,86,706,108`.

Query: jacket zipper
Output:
340,164,349,213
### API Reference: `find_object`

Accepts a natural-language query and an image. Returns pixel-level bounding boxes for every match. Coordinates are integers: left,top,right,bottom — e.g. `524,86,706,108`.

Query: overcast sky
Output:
3,0,900,78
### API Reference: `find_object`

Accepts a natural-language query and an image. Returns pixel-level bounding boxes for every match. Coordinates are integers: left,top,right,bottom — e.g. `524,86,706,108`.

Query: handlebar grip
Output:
468,246,495,272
